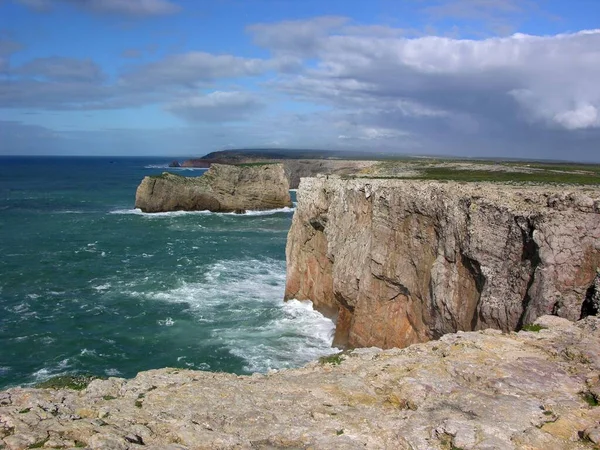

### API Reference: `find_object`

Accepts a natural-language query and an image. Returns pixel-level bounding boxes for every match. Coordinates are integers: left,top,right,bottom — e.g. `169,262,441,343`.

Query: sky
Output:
0,0,599,161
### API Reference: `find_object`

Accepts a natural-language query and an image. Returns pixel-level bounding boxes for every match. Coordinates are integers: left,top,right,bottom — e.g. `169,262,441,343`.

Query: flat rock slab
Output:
1,315,600,449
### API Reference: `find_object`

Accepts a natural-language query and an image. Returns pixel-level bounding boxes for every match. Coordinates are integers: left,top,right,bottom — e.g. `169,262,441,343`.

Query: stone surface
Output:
285,176,600,348
135,163,292,213
282,159,376,189
180,158,377,189
1,316,600,449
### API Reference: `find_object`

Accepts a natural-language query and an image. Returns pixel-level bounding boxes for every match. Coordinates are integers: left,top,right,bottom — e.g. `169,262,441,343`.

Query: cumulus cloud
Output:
0,38,23,56
15,57,106,82
14,0,180,16
3,14,600,160
553,105,599,130
256,23,600,135
0,51,275,110
120,52,269,89
418,0,544,36
166,91,264,122
248,16,348,57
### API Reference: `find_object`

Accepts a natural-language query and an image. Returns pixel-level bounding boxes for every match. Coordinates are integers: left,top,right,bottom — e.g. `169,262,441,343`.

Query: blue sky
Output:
0,0,599,161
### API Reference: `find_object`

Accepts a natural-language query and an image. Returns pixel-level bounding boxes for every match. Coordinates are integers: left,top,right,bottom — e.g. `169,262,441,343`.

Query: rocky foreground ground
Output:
1,315,600,449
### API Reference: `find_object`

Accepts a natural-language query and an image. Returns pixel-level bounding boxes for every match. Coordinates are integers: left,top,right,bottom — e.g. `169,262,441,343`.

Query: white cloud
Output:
554,104,599,130
14,0,180,16
3,14,600,160
262,23,600,133
120,52,269,88
16,57,106,82
166,91,264,122
0,38,24,56
248,16,348,57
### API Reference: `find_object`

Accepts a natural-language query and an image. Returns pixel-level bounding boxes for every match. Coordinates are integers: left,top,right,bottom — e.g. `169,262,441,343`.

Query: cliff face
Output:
135,163,292,213
285,176,600,348
2,316,600,449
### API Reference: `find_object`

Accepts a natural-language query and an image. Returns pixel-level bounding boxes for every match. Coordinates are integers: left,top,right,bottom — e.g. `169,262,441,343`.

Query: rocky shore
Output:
1,315,600,449
285,176,600,348
135,163,292,213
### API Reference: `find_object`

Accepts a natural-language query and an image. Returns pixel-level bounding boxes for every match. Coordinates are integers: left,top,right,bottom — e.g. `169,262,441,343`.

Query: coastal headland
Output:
3,154,600,449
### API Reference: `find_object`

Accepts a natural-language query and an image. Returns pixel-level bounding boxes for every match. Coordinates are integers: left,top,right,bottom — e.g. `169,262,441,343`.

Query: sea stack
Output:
135,163,292,213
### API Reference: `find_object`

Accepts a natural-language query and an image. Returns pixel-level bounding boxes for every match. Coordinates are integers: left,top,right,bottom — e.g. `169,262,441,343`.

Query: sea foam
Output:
129,258,337,373
110,207,294,217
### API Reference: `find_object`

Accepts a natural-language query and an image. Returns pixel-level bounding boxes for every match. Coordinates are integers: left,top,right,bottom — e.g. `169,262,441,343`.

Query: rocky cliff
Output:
282,159,376,189
2,316,600,449
180,158,377,189
135,163,292,213
285,176,600,348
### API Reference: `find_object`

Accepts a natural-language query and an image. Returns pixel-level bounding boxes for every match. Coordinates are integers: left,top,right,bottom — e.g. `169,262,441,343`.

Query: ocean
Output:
0,156,336,389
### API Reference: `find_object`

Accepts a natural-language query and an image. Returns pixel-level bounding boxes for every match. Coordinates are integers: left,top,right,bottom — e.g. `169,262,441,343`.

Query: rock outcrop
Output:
285,176,600,348
282,160,376,189
135,163,292,213
181,158,377,189
1,316,600,449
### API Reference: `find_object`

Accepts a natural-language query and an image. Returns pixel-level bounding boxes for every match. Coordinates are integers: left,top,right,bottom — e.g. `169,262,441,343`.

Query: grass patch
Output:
521,324,546,332
28,439,48,449
506,162,600,175
19,408,31,414
134,400,143,408
236,162,279,167
149,171,184,180
102,395,116,401
439,433,464,450
74,441,86,448
582,392,599,407
409,168,600,185
319,353,344,366
35,374,104,391
336,429,344,435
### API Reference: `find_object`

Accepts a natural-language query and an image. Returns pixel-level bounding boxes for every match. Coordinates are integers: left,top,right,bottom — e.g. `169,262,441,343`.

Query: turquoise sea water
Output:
0,157,335,389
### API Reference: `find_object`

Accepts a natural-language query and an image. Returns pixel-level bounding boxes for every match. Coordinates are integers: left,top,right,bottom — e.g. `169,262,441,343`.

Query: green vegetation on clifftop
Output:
411,167,600,185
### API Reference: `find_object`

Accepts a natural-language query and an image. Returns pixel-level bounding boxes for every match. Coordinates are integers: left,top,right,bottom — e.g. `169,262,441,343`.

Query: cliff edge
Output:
285,176,600,348
2,316,600,449
135,163,292,213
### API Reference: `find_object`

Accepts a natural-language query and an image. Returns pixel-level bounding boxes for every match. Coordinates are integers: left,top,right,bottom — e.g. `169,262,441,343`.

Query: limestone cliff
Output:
181,157,377,189
282,159,376,189
2,316,600,449
285,176,600,348
135,163,292,213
